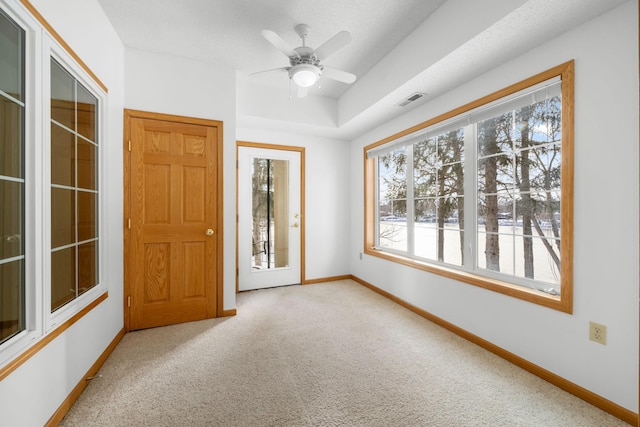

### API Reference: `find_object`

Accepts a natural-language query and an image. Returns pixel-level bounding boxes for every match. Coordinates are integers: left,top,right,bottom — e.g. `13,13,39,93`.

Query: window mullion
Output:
406,144,415,256
463,123,477,271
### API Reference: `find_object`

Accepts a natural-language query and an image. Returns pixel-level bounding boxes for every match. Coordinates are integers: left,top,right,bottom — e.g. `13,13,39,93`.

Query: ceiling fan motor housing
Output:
290,46,319,66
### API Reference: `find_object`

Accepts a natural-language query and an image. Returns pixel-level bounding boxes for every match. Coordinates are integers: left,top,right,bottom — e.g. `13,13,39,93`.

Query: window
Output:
0,0,107,371
50,59,99,312
365,62,573,312
0,8,25,344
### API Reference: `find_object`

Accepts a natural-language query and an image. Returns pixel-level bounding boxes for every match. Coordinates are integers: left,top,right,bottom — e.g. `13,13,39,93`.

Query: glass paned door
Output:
238,146,301,291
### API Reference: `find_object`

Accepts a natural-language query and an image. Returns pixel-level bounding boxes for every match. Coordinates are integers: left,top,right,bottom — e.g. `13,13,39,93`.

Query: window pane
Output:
477,232,514,276
379,218,407,252
0,180,23,259
51,247,76,311
50,58,100,313
414,224,436,259
0,96,23,178
0,10,23,101
51,124,75,187
77,190,96,241
76,83,96,141
415,198,437,224
77,138,96,190
379,148,408,251
51,59,75,130
514,235,560,285
442,228,463,266
78,241,97,295
0,259,24,344
51,187,75,248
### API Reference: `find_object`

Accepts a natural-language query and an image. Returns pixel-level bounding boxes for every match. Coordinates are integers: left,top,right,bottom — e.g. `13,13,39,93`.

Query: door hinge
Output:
128,218,131,229
127,296,131,307
128,140,132,152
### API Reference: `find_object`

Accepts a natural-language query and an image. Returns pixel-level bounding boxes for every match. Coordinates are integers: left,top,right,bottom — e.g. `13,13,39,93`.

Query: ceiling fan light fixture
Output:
290,64,321,87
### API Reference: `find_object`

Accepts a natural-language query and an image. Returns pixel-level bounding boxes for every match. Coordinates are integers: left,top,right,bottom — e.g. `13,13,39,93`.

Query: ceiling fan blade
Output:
296,86,309,98
322,66,356,84
314,31,351,61
249,67,290,77
261,30,300,58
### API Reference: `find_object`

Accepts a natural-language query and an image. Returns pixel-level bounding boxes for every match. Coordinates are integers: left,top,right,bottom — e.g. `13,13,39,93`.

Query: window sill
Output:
363,248,571,313
0,291,109,381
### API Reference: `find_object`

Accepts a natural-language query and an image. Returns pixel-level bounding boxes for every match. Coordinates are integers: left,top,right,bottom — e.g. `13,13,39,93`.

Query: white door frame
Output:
236,142,305,291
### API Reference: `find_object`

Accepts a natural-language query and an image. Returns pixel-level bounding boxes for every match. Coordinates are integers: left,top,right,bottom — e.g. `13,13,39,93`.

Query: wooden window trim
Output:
364,61,574,313
0,292,108,381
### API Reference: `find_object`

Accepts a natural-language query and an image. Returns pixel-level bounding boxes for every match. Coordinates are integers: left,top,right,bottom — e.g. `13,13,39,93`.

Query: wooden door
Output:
126,111,221,330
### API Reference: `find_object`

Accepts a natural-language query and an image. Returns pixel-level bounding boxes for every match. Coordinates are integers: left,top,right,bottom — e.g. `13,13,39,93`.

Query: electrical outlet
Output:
359,252,363,260
589,321,607,345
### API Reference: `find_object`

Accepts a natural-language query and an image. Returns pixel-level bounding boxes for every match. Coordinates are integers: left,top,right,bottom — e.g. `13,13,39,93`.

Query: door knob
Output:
206,228,215,236
291,223,299,228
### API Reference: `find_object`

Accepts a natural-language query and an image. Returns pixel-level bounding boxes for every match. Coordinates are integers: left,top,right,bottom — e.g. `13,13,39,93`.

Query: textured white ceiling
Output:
96,0,446,98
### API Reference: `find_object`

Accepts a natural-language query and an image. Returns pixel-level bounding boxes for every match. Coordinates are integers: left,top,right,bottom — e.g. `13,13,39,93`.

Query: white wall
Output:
237,128,351,281
125,48,237,311
0,0,125,425
350,1,638,412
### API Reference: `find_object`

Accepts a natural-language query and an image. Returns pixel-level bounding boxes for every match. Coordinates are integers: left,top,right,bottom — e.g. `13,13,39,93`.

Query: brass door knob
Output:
206,228,215,236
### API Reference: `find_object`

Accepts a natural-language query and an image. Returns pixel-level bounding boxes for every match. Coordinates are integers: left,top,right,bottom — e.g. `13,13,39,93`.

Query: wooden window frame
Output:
364,61,574,313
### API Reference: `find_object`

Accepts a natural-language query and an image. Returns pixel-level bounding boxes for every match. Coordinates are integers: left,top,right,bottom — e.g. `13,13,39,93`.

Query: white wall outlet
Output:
589,321,607,345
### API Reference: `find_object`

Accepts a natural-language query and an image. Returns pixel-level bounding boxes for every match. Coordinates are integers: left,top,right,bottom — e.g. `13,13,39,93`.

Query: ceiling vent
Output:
397,92,426,107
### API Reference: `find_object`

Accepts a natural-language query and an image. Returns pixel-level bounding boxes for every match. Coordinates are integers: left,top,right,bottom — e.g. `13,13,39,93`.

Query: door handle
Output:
291,223,299,228
206,228,215,236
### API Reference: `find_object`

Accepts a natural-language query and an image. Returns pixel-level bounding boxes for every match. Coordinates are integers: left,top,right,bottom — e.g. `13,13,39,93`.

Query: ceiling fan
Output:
253,24,356,98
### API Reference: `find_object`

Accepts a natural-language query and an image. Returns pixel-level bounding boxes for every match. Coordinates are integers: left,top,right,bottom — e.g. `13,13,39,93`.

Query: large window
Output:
0,0,106,371
0,8,25,345
50,59,99,312
365,62,573,312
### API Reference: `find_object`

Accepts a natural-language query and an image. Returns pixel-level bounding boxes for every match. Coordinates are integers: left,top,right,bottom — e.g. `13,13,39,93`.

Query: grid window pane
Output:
76,83,97,141
0,9,25,345
51,247,76,311
0,259,24,344
51,124,75,187
51,187,76,248
0,9,23,101
51,59,75,130
0,97,23,178
0,180,24,259
50,57,99,313
78,241,97,295
77,191,97,241
77,139,96,190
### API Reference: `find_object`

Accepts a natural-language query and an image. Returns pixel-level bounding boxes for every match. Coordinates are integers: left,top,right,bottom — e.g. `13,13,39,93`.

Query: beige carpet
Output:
60,280,627,426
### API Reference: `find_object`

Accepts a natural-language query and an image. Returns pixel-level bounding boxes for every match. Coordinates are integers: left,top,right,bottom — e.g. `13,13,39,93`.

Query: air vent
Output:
397,92,426,107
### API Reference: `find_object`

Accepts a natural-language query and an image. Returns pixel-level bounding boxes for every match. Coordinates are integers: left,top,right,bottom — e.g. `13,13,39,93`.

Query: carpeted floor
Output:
60,280,627,426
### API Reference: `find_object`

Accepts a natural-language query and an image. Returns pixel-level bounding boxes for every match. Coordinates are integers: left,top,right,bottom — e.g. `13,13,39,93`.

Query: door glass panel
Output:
251,158,289,269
